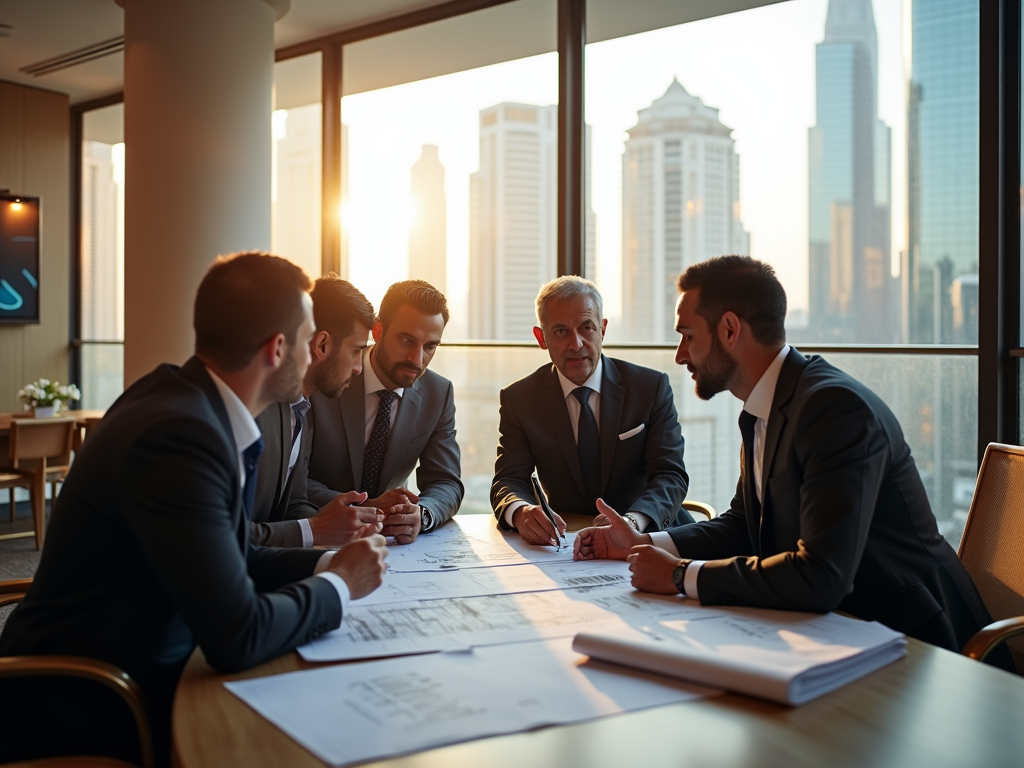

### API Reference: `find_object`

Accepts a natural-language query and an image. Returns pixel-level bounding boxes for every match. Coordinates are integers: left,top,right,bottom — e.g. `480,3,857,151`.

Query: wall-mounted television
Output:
0,194,40,324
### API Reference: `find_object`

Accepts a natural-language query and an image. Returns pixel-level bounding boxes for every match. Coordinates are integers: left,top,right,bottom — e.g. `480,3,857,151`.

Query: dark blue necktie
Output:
738,410,760,517
241,436,264,519
362,389,398,498
291,397,311,447
572,387,601,505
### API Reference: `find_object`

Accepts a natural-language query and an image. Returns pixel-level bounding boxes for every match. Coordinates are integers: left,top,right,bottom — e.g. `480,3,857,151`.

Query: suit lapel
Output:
598,357,624,496
541,366,587,498
379,382,421,489
341,373,366,488
273,403,291,506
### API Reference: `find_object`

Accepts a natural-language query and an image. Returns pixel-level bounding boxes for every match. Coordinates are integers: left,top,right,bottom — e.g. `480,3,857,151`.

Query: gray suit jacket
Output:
491,356,689,531
249,402,318,548
306,364,464,530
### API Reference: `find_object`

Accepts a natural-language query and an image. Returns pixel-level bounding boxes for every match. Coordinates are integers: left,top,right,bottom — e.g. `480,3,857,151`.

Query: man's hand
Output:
574,499,650,561
512,504,566,546
366,487,418,511
381,503,422,545
308,491,384,547
327,527,388,600
626,545,682,594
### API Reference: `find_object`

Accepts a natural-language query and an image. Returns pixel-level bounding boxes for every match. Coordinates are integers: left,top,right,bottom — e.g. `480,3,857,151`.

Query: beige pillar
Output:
121,0,288,385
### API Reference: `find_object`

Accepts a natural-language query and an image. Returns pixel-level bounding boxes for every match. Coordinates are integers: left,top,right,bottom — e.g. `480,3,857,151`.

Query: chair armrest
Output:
962,616,1024,664
0,655,154,768
682,500,717,521
0,578,32,608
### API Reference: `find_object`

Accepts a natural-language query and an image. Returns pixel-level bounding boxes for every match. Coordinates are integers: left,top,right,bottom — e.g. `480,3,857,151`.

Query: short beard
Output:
375,343,422,386
311,348,351,399
694,333,737,401
265,345,304,404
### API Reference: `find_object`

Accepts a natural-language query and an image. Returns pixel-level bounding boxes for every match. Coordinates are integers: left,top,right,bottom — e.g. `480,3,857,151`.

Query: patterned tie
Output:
572,387,601,505
362,389,398,498
241,436,265,520
291,397,311,447
738,410,760,516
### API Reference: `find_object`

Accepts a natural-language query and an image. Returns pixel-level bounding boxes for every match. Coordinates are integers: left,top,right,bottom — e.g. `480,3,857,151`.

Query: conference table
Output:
172,515,1024,768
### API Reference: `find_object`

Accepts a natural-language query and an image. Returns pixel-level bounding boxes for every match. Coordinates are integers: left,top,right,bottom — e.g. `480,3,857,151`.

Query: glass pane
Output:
80,342,125,411
430,345,975,546
341,0,558,340
585,0,979,345
273,52,323,279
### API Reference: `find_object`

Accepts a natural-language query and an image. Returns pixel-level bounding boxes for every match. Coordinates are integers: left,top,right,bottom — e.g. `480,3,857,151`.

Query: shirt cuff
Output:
683,561,705,601
504,500,528,528
314,561,351,616
648,530,680,557
298,518,313,548
627,511,652,532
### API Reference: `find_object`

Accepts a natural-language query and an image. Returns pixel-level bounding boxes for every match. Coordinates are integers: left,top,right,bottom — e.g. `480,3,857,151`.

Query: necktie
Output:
291,397,311,447
362,389,398,498
572,387,601,505
738,410,760,515
241,436,264,520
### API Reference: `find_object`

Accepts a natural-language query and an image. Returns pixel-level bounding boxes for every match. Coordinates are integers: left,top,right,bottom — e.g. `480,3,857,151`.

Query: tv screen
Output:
0,194,40,324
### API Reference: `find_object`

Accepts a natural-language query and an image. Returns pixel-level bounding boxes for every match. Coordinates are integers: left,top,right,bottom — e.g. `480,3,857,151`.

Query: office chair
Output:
957,442,1024,674
683,500,717,521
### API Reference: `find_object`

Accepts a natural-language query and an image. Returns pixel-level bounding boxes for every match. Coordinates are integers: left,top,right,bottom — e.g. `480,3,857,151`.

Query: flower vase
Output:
33,404,58,418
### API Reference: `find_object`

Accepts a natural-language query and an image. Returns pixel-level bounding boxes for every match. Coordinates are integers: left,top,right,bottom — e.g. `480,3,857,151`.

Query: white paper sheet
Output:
356,559,632,606
227,639,718,767
385,514,577,572
299,585,727,662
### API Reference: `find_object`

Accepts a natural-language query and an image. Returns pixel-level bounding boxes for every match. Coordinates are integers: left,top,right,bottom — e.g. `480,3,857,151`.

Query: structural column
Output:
121,0,286,384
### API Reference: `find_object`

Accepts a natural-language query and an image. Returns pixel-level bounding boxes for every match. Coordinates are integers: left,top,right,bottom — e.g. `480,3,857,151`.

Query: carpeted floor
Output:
0,501,44,634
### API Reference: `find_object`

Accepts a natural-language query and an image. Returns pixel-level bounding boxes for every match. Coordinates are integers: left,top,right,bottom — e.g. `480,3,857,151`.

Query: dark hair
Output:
378,279,450,329
194,251,312,371
677,255,787,346
311,273,375,341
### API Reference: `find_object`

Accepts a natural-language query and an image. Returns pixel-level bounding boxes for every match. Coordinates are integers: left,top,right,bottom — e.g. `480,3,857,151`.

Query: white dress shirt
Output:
206,367,348,610
648,345,791,601
363,346,405,446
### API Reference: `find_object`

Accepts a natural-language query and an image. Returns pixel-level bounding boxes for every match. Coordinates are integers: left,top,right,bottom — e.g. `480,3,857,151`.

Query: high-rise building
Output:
903,0,979,344
469,103,595,340
408,144,447,294
272,104,322,281
81,141,122,341
808,0,894,343
621,79,749,343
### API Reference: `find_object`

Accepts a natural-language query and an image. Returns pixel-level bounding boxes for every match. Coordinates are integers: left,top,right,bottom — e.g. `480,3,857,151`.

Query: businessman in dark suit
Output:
575,255,999,656
492,276,690,545
0,253,389,766
307,280,464,542
250,274,385,548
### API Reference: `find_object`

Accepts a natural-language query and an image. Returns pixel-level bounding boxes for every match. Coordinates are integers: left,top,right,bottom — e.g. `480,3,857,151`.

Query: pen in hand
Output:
531,476,565,550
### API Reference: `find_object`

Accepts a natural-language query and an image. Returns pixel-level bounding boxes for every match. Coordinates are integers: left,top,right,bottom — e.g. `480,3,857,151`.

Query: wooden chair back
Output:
958,442,1024,672
8,417,76,469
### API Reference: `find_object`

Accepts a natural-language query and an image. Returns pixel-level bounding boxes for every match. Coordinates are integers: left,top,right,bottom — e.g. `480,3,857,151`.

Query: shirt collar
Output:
204,366,262,454
364,345,405,398
743,345,790,422
557,356,604,401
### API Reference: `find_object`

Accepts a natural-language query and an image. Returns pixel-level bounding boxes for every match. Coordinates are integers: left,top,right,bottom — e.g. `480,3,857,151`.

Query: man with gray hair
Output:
491,276,692,544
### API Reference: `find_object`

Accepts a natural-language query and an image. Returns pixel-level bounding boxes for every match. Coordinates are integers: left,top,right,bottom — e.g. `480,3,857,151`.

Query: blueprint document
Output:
357,559,632,607
227,639,717,767
299,585,728,662
385,514,577,572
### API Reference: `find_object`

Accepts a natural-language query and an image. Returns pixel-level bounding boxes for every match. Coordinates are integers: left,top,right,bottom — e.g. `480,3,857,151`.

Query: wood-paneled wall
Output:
0,81,70,413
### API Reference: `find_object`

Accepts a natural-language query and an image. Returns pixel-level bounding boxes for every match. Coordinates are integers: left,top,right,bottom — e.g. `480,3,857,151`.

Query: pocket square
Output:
618,423,645,440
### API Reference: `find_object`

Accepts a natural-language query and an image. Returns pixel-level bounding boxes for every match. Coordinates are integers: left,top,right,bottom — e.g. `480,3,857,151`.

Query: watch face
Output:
672,565,686,588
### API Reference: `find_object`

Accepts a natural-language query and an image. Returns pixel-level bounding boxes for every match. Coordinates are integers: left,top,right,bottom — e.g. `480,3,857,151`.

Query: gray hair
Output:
535,276,604,326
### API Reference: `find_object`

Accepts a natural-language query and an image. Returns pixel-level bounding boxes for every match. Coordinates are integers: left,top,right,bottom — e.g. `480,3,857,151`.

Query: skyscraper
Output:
469,103,595,340
904,0,979,344
408,144,447,294
81,141,122,341
272,104,322,281
621,79,749,343
808,0,894,343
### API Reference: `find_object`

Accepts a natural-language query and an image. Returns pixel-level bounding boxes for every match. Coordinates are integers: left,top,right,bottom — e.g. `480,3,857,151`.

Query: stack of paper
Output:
573,607,906,705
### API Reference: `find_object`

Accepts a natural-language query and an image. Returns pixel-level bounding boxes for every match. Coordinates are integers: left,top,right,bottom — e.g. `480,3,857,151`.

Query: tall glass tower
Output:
904,0,979,344
808,0,894,342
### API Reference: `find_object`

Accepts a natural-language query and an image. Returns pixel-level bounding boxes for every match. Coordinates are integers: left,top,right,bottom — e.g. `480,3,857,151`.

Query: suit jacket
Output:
667,348,994,652
0,358,342,762
250,402,318,547
306,363,464,530
491,356,689,531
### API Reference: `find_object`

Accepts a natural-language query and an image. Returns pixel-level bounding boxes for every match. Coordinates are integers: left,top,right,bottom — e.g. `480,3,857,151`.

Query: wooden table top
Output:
0,409,105,432
173,620,1024,768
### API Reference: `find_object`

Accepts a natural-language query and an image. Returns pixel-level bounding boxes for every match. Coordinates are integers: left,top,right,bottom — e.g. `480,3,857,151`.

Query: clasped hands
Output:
573,499,682,595
307,487,423,547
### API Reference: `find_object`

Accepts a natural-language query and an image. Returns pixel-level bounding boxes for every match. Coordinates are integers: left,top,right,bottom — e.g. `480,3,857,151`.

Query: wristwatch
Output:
623,513,641,532
420,505,432,533
672,559,693,596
